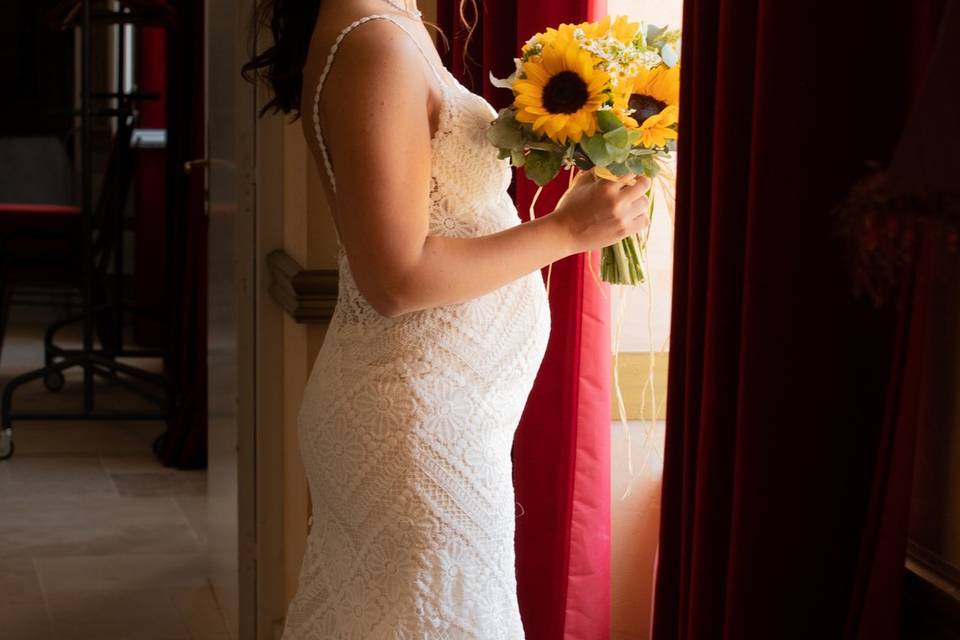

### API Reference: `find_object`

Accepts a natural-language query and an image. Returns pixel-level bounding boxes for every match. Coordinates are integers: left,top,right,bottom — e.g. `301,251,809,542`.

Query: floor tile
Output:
0,455,117,497
110,471,206,498
34,553,209,594
1,299,221,640
44,588,193,639
0,496,201,558
0,599,56,640
0,558,45,602
175,496,209,546
100,454,175,474
10,420,165,457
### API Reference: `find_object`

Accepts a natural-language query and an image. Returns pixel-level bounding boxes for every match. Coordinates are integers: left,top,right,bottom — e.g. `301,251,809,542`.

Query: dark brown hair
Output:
241,0,322,118
241,1,476,120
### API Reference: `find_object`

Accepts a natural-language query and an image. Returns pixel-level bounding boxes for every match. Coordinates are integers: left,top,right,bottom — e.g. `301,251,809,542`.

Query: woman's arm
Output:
315,21,649,318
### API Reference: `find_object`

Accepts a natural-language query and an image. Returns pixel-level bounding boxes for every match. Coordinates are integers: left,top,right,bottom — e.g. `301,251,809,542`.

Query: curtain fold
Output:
653,0,948,637
158,0,207,469
438,1,610,637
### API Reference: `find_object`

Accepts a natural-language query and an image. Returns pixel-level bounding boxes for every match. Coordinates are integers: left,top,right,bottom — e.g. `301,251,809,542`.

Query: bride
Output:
243,0,650,637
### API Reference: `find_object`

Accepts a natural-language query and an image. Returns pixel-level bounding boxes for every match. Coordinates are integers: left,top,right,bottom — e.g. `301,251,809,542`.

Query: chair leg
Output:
0,283,12,460
0,279,10,366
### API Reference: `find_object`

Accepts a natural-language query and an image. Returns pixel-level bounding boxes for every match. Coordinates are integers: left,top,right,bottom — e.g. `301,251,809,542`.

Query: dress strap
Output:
311,14,451,193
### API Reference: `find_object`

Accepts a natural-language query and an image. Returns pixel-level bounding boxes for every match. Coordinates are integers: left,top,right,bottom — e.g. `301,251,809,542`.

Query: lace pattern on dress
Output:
283,12,552,640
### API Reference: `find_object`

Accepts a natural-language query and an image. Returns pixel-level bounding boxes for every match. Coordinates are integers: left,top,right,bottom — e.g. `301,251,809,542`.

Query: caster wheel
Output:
0,429,13,461
43,370,65,392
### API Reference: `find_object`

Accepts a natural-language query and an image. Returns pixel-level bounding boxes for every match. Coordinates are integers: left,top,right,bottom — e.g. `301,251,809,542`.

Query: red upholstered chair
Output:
0,107,137,370
0,204,82,362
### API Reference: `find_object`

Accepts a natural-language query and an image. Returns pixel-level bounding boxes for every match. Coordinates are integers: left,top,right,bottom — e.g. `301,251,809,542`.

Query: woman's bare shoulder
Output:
303,15,431,114
306,8,429,81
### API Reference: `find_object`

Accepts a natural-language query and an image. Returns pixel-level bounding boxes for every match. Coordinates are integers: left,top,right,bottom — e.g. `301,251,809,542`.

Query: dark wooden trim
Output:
903,540,960,639
266,249,338,324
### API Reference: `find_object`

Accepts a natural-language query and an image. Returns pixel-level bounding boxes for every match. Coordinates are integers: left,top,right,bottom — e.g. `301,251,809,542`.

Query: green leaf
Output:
626,154,663,178
603,126,630,150
581,134,611,166
646,23,669,47
596,109,622,133
602,127,632,163
524,150,563,186
626,156,647,175
510,149,526,167
574,155,595,171
485,109,524,149
606,162,631,177
526,140,563,152
571,149,595,170
642,156,661,178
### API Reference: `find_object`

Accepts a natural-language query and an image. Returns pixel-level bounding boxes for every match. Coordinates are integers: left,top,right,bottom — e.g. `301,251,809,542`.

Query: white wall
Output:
607,0,682,354
604,4,682,639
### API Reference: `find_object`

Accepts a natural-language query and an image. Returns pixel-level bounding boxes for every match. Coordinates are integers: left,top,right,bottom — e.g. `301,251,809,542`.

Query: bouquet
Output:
487,15,680,286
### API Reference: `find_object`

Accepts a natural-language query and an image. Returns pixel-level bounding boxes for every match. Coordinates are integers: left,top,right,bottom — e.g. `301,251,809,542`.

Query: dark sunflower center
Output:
542,71,590,114
629,93,668,122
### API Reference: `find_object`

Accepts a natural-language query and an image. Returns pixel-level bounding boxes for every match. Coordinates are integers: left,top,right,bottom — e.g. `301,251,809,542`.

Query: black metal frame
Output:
0,0,169,460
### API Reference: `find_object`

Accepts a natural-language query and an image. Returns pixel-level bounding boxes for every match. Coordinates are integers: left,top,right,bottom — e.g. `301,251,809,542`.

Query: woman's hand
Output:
550,170,651,255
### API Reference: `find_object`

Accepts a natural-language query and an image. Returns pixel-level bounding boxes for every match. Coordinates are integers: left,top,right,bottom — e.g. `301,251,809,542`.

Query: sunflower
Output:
513,33,610,144
576,15,641,43
614,65,680,147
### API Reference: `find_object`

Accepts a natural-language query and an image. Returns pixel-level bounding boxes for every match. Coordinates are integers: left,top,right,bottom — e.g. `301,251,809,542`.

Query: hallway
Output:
0,303,228,640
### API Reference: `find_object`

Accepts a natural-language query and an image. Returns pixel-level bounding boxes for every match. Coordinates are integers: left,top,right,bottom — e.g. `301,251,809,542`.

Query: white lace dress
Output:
280,14,552,640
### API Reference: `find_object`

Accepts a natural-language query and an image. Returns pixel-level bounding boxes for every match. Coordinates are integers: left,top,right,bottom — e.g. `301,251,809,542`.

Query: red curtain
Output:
438,1,610,638
653,1,947,638
157,0,207,469
133,26,167,347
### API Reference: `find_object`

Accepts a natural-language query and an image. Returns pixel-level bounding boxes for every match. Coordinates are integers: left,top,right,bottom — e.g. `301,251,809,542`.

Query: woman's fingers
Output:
622,174,652,200
631,196,651,219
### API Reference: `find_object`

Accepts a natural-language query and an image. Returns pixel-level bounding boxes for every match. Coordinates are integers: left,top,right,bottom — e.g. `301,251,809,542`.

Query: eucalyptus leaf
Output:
642,156,661,178
626,156,647,175
606,162,631,177
646,23,669,46
524,150,563,186
485,109,524,149
603,126,630,150
581,134,611,167
526,140,563,152
596,109,622,133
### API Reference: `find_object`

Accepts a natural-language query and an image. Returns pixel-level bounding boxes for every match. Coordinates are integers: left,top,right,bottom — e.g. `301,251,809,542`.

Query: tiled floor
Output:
0,302,228,640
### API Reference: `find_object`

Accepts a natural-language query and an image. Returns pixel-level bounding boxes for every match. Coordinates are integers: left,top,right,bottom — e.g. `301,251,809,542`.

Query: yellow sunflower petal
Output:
544,114,568,137
563,45,581,72
513,80,543,97
515,109,538,124
515,94,543,107
533,114,552,130
541,47,563,76
522,61,549,85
